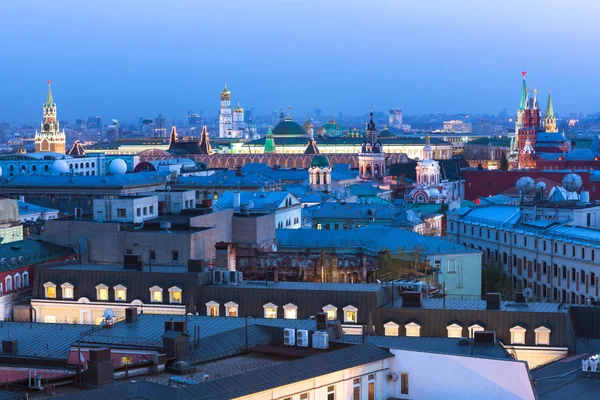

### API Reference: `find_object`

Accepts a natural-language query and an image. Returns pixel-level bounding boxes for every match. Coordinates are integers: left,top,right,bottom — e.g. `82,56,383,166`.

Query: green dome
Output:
311,154,330,168
272,119,309,137
378,128,396,138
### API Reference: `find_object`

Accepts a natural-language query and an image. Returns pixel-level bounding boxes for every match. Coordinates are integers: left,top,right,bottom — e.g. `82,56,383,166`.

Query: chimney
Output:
188,259,205,273
165,320,175,332
202,193,213,208
173,320,188,334
125,307,137,323
233,191,241,208
2,340,17,354
486,293,501,310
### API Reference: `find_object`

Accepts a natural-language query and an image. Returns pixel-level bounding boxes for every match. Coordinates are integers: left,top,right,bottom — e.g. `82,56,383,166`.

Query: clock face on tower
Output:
43,123,50,131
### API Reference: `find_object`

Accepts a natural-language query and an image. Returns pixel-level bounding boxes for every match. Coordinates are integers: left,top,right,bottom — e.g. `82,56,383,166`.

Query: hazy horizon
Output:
2,0,599,123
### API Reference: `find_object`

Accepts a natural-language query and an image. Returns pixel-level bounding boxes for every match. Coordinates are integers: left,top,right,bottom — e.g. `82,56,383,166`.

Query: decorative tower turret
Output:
544,90,557,132
302,116,314,137
309,154,331,192
35,80,66,153
219,78,233,138
232,101,245,137
358,106,386,180
264,128,276,153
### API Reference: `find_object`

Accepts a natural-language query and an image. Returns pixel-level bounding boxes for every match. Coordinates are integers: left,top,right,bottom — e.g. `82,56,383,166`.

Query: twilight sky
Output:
1,0,598,123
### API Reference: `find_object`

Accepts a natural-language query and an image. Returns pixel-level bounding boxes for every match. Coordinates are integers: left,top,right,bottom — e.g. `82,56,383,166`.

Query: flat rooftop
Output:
383,298,568,313
47,263,193,274
209,281,386,293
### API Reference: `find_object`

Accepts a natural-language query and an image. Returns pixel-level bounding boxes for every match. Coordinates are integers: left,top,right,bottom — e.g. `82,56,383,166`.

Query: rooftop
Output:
208,280,386,292
0,172,171,189
0,239,75,271
383,297,568,313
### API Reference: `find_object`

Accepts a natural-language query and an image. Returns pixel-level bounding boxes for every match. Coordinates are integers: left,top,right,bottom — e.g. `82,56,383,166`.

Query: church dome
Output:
378,126,396,138
234,102,244,113
311,154,330,168
272,119,309,138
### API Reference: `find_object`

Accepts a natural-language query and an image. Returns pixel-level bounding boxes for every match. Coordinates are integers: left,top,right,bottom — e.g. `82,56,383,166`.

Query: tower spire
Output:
546,89,554,117
46,80,53,104
519,71,527,110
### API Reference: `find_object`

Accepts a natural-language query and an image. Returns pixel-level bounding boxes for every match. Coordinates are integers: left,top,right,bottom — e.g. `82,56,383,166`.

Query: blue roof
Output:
216,191,296,212
18,200,58,215
2,171,170,188
175,171,271,188
308,202,397,220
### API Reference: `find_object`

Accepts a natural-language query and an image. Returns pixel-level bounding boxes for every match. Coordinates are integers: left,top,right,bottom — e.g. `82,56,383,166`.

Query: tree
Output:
481,260,512,298
499,152,509,171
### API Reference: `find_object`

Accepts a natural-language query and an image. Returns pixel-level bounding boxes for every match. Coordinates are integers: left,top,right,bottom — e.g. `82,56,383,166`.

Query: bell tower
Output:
35,80,66,153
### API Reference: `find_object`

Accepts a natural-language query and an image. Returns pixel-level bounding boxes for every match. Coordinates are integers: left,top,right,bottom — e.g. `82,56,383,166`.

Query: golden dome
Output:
220,78,231,98
234,102,243,112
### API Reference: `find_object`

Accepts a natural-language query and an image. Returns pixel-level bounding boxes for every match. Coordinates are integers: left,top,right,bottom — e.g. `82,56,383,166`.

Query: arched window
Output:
5,275,13,292
22,271,29,287
91,162,95,168
14,273,21,289
430,174,435,184
44,165,49,172
86,162,90,168
80,162,84,168
32,165,37,172
315,172,320,185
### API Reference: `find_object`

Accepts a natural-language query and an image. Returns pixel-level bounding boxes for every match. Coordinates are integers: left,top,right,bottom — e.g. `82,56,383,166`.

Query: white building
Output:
215,191,302,229
0,152,106,177
447,182,600,304
93,196,159,224
140,189,196,213
443,120,472,133
218,79,246,139
18,200,59,222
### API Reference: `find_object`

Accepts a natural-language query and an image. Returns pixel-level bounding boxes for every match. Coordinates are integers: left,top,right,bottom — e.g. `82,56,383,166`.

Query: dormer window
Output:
44,282,57,299
468,324,485,338
168,286,182,304
283,303,298,319
95,284,109,301
446,323,463,338
263,302,278,318
323,304,338,321
61,283,74,300
149,286,163,303
510,325,527,345
113,284,127,301
224,301,239,317
343,305,358,323
405,321,421,337
384,321,399,336
206,301,220,317
535,326,551,345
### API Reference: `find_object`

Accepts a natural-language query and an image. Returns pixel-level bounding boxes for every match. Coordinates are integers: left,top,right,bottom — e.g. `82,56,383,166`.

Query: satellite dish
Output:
523,288,534,300
515,176,535,194
535,181,546,192
562,173,582,192
103,309,115,319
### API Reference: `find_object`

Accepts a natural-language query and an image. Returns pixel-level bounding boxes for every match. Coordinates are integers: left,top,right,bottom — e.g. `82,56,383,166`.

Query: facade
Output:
443,120,472,133
447,188,600,304
389,109,403,128
308,154,332,191
215,191,302,229
17,200,59,222
34,81,66,154
0,198,23,244
358,110,386,180
0,152,106,177
218,80,246,138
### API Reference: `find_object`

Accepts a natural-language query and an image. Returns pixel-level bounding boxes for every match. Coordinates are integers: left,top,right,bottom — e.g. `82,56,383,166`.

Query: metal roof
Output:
1,171,171,188
383,298,568,313
0,239,74,272
178,344,392,400
211,281,385,292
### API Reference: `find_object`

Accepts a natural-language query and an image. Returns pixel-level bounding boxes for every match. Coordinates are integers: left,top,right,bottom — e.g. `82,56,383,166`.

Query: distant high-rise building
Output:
154,112,167,137
87,116,103,133
188,111,202,128
443,120,472,133
35,81,66,153
389,109,403,129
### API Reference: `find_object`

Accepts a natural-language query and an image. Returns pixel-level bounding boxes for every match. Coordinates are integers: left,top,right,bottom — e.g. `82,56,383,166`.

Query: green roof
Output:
466,137,511,147
271,119,309,137
0,239,74,272
519,76,527,110
311,154,330,167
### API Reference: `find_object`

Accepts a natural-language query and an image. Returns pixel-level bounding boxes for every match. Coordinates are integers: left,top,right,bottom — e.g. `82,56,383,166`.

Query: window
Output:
172,251,179,263
592,272,596,286
22,271,29,287
300,394,309,400
448,259,456,273
150,250,156,261
205,301,219,317
446,323,463,338
114,284,127,301
143,207,148,216
96,284,109,301
169,286,182,303
323,304,338,320
581,271,586,284
149,286,163,303
468,324,485,338
400,373,409,396
14,273,21,289
44,281,56,298
405,322,421,337
343,305,358,323
61,283,74,299
384,321,399,336
368,374,375,400
150,205,154,214
510,325,526,345
224,301,239,317
434,260,442,273
327,385,335,400
353,378,361,400
283,303,297,319
137,208,141,217
263,302,278,318
117,208,126,217
535,326,551,345
572,268,576,281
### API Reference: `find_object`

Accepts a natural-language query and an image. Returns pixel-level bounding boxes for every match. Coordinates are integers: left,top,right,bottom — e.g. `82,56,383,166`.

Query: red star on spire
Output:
521,71,527,78
47,79,51,85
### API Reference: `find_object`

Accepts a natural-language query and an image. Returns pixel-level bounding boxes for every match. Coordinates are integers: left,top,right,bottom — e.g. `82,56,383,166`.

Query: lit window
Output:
323,304,338,321
384,321,400,336
263,302,278,318
121,356,133,365
149,286,163,303
535,326,551,345
95,284,109,301
300,393,309,400
446,323,463,338
283,303,298,319
405,321,421,337
510,325,526,345
113,284,127,301
343,305,358,323
468,324,485,338
205,301,219,317
224,301,239,317
61,282,74,300
44,281,57,299
169,286,182,304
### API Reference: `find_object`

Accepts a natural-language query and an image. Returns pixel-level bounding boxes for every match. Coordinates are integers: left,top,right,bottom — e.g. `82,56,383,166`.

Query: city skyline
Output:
2,0,599,122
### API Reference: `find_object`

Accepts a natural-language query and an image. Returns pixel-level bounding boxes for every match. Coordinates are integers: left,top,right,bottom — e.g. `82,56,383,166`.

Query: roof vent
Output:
160,221,172,233
473,331,496,345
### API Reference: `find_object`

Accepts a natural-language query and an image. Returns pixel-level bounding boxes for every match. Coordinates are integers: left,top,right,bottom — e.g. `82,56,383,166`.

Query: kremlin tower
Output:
544,90,557,133
358,107,385,180
35,81,66,154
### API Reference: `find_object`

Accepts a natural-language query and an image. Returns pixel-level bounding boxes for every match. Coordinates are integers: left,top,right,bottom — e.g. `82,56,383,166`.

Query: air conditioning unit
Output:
212,270,224,285
284,328,295,346
17,256,24,263
229,271,238,285
222,271,230,284
237,271,243,283
312,331,329,349
387,373,398,381
296,329,309,347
